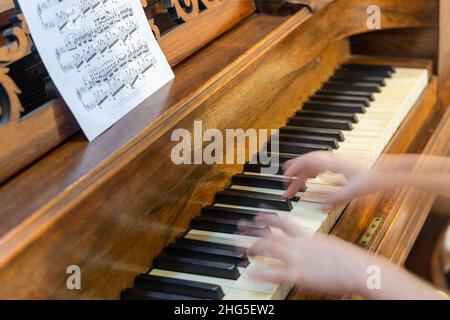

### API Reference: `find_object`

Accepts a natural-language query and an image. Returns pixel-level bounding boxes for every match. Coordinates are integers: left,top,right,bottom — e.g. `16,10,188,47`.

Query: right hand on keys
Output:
281,151,427,205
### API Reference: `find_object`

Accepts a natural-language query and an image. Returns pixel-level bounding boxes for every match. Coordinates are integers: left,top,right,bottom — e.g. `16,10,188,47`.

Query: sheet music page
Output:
18,0,175,141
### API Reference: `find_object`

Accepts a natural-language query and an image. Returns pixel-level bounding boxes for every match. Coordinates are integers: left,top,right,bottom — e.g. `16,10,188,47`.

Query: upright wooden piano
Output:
0,0,449,299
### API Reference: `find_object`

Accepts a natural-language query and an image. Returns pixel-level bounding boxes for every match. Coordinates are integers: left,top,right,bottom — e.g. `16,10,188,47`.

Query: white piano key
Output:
185,229,260,248
223,288,274,300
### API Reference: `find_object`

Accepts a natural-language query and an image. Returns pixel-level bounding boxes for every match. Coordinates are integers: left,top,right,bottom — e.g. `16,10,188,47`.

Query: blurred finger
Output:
282,176,297,191
247,239,267,256
324,181,365,205
237,219,272,238
254,214,303,237
282,159,295,173
248,234,292,261
283,158,307,178
247,268,286,284
283,177,306,199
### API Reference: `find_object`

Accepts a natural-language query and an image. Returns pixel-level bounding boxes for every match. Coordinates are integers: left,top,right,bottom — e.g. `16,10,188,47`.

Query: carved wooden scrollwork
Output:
0,14,31,124
0,67,22,124
149,18,161,39
0,14,31,63
140,0,225,42
165,0,201,22
141,1,162,39
150,0,224,24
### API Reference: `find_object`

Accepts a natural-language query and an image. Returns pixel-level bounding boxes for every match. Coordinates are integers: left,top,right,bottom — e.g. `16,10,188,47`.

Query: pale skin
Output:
248,152,450,300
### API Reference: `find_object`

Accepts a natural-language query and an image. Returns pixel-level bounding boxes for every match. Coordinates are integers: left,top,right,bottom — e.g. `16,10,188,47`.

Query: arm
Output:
404,173,450,199
248,215,449,300
356,254,448,300
282,152,450,205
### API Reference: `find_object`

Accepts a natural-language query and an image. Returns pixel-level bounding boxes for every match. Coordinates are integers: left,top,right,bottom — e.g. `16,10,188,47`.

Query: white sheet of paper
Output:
18,0,174,141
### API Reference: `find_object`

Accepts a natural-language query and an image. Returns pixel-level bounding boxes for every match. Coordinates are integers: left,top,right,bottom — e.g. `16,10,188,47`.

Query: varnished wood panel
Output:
351,28,439,72
351,0,450,107
438,0,450,107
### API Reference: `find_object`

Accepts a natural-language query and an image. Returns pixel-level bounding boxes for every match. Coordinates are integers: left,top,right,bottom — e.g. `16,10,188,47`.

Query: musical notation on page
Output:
18,0,174,140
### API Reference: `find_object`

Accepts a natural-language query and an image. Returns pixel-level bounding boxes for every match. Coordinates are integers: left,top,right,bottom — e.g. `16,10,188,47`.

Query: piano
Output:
0,0,449,299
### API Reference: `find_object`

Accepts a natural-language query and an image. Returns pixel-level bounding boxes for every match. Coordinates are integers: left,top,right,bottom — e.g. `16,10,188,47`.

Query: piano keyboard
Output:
121,63,429,300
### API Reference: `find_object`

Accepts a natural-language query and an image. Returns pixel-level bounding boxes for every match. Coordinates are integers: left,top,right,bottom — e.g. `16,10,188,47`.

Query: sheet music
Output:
18,0,174,141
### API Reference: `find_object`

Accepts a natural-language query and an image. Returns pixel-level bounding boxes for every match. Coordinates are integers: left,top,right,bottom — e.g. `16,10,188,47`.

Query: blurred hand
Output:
247,215,450,300
282,151,408,204
247,215,368,296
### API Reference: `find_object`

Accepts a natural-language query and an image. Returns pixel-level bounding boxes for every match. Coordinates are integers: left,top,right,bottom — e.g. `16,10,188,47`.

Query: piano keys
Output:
121,63,429,300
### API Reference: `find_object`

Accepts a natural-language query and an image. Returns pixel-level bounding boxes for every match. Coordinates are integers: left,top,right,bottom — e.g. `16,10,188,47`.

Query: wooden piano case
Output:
0,0,449,299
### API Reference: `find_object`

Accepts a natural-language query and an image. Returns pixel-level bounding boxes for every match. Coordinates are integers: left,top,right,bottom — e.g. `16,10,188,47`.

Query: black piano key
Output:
231,174,290,190
279,126,344,141
317,89,375,101
252,151,297,164
268,141,331,155
191,216,238,234
177,238,247,254
154,254,241,280
322,82,381,93
310,94,371,106
288,117,353,131
243,162,283,175
342,63,395,73
202,205,277,220
334,68,392,79
260,152,298,163
243,160,283,174
328,79,384,89
244,152,301,175
296,110,359,123
303,101,366,113
191,215,269,235
165,243,250,267
134,274,225,299
215,189,292,211
330,74,386,86
334,68,391,80
121,287,200,300
278,133,339,149
328,78,382,88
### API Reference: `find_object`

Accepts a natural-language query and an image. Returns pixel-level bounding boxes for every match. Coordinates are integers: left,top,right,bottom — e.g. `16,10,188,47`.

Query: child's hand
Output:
282,152,406,204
